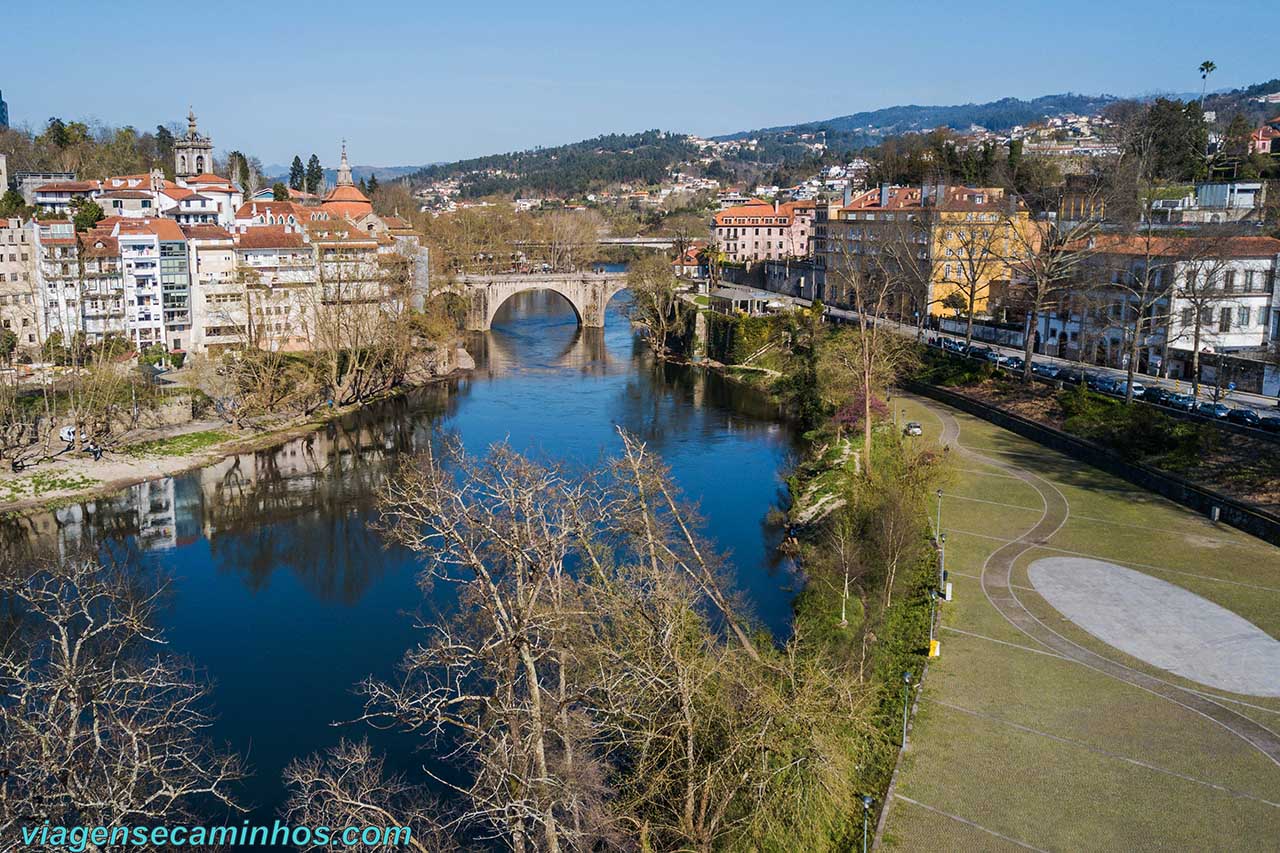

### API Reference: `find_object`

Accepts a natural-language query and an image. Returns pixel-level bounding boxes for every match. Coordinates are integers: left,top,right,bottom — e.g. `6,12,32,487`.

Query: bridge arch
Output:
460,273,628,332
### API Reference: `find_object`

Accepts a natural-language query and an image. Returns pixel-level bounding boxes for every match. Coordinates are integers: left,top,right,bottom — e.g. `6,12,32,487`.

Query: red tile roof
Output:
237,227,307,250
1084,234,1280,258
181,224,234,241
35,181,100,193
114,218,187,241
714,200,793,226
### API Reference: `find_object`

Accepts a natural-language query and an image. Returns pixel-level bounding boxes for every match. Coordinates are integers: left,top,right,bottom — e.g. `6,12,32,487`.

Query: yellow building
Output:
821,184,1038,319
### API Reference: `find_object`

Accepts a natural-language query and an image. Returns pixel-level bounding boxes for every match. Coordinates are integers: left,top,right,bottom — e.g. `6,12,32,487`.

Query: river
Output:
1,290,801,824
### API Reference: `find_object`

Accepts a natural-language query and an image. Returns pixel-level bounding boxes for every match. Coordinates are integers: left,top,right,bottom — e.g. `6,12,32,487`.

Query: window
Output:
1224,270,1236,292
1219,307,1231,332
1238,306,1250,327
1181,307,1194,326
1245,270,1257,291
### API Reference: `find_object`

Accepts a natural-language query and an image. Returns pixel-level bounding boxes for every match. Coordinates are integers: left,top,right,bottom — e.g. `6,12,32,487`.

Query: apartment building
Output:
1034,235,1280,371
817,184,1037,320
712,199,814,264
0,218,38,354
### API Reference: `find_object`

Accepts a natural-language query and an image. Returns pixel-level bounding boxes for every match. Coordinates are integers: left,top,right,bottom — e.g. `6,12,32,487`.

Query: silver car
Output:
904,421,923,437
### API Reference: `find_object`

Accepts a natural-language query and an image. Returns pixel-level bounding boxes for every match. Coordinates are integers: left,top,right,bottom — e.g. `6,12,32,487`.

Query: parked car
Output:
968,346,993,360
1114,380,1147,398
1142,387,1174,406
903,421,923,437
1031,361,1060,378
1087,375,1119,394
1259,415,1280,434
1226,407,1261,427
1166,393,1196,412
1057,368,1086,384
1195,401,1230,418
1001,356,1024,371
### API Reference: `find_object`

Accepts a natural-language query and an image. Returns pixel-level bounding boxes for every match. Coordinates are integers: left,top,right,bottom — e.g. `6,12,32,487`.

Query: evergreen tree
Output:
366,173,379,195
358,177,368,193
155,125,175,163
305,154,323,194
0,189,29,219
289,156,305,191
70,198,104,232
272,183,289,201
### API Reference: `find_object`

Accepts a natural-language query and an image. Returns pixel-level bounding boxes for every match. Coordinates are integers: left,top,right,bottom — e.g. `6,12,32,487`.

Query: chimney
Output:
879,182,891,207
843,185,852,207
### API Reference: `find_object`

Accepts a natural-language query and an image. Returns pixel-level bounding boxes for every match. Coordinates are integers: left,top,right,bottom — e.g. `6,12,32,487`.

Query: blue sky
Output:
6,0,1278,167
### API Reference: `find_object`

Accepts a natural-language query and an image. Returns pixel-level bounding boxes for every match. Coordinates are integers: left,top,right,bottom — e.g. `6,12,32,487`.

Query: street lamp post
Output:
939,532,947,587
935,488,943,540
861,795,874,853
901,671,913,749
928,588,938,644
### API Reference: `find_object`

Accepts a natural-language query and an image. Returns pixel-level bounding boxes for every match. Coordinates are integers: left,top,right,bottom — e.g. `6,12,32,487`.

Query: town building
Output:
1250,115,1280,156
712,199,814,265
0,90,7,129
24,128,428,358
0,218,38,355
817,184,1037,321
1033,235,1280,373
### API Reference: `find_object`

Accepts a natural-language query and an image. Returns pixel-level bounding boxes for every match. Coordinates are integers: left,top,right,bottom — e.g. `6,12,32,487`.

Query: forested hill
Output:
405,131,701,198
720,93,1120,142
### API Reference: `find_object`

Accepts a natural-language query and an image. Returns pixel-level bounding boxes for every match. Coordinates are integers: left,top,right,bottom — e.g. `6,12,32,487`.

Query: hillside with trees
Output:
406,130,703,198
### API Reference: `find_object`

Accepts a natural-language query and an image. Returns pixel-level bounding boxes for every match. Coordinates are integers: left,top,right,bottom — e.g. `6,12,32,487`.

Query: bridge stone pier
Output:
459,272,629,332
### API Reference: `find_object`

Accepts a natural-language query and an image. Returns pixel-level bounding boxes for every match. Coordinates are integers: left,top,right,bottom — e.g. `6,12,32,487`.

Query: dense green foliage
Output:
1058,385,1216,468
408,130,703,198
704,311,779,365
914,348,995,387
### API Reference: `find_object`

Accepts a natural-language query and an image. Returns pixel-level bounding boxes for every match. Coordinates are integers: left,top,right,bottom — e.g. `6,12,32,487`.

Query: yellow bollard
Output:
929,640,941,658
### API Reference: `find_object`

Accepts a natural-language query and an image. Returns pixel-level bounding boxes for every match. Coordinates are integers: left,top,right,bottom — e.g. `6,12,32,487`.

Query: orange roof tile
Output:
237,227,307,250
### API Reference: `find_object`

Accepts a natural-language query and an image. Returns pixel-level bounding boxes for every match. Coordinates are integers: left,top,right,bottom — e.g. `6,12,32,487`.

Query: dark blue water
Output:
3,291,799,823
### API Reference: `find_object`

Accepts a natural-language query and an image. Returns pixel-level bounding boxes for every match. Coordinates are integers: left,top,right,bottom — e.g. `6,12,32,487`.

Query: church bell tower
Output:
174,106,213,180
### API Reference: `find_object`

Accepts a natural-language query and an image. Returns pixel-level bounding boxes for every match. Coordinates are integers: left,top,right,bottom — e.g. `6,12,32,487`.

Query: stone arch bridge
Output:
458,272,628,332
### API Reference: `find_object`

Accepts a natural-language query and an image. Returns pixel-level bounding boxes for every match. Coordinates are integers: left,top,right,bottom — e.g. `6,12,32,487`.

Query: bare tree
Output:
946,215,1013,348
365,439,601,852
1165,236,1243,395
282,739,451,853
818,249,918,476
876,211,944,338
0,559,244,839
626,253,689,359
1007,190,1101,382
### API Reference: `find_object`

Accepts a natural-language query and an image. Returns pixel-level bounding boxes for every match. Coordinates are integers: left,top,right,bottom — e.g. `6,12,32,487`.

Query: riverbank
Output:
783,416,940,847
0,350,475,516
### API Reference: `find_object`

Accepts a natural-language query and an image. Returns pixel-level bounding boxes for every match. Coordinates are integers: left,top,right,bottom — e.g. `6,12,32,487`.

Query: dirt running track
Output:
915,394,1280,767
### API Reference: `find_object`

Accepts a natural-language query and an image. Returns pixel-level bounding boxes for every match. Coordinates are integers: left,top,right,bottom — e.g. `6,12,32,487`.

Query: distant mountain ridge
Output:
715,93,1121,141
263,164,430,182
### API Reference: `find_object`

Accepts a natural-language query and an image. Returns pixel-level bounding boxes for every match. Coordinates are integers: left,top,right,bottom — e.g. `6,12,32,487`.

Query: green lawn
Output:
123,429,230,458
0,470,101,503
880,395,1280,851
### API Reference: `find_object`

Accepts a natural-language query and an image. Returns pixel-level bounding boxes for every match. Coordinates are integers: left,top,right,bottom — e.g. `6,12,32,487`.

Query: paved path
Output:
918,394,1280,767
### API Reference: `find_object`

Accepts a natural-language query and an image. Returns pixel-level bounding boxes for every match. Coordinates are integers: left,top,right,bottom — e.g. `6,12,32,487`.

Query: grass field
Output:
878,395,1280,852
123,428,231,458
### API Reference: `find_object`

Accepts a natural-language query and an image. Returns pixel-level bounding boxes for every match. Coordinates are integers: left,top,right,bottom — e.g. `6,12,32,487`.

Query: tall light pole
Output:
901,671,913,748
935,488,943,539
928,588,938,644
861,795,874,853
939,532,947,587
